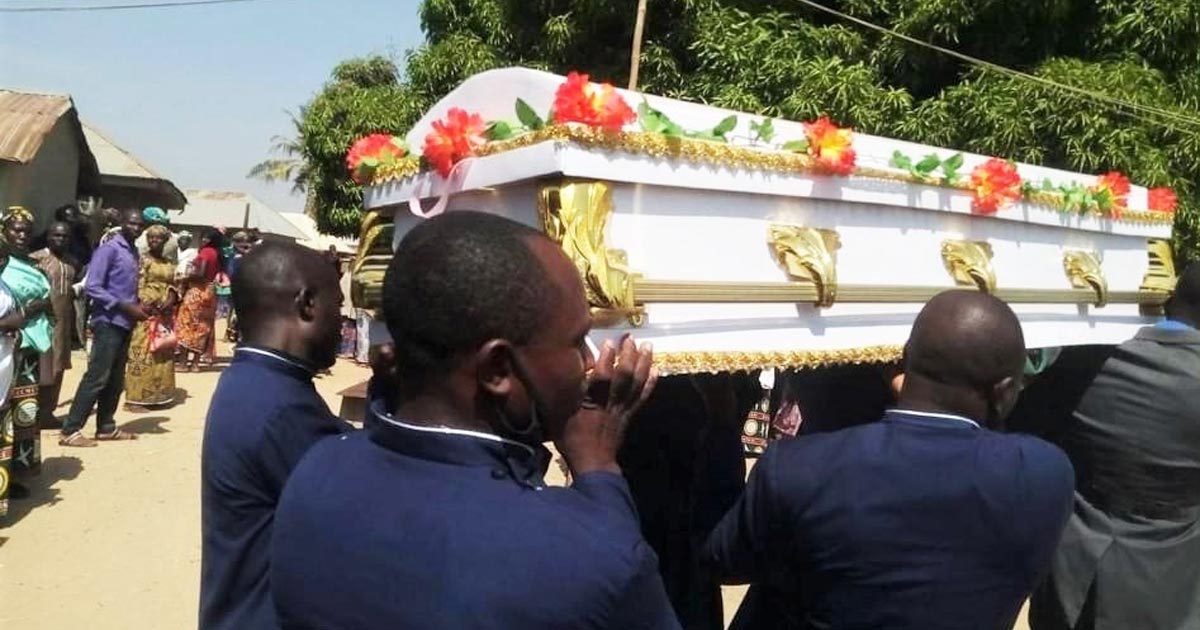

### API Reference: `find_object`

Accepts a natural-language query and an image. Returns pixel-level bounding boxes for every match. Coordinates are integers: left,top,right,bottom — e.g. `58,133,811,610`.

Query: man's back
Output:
1032,325,1200,630
706,411,1074,630
272,419,680,630
200,348,348,629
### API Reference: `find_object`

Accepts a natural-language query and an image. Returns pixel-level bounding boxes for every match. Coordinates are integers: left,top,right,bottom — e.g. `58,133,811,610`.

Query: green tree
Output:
285,0,1200,261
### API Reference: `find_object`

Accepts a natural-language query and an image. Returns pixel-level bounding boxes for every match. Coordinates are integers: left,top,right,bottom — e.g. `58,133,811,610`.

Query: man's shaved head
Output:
1166,262,1200,326
233,242,343,366
901,290,1026,426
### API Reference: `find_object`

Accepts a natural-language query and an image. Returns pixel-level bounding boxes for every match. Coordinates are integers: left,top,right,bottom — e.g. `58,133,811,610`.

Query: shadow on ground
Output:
120,415,171,435
0,455,85,530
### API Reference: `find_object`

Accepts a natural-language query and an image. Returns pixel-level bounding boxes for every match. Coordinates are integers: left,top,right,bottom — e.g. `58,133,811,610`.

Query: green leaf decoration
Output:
639,100,684,136
515,98,544,130
750,118,776,144
360,156,380,168
712,115,738,139
486,120,516,141
941,153,963,184
781,139,809,152
890,150,913,170
914,154,942,174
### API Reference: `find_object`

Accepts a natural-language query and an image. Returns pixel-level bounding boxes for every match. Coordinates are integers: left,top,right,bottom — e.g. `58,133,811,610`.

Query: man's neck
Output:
395,395,500,436
241,333,315,370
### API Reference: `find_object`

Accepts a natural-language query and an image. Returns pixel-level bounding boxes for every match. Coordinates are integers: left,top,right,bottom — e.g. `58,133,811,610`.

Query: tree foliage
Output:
285,0,1200,261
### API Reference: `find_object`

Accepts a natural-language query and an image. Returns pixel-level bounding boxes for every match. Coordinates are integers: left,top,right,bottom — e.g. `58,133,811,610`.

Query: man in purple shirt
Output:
60,209,148,447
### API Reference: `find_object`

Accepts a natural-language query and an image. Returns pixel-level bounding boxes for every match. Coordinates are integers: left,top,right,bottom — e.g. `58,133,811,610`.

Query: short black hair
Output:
233,241,335,340
1167,262,1200,321
52,204,78,221
382,211,558,388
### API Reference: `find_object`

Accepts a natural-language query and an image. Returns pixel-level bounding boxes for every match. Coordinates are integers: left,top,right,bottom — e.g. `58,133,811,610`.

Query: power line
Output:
0,0,282,12
793,0,1200,132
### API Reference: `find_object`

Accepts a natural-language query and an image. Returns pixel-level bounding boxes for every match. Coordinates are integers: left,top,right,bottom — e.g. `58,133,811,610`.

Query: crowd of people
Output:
191,210,1199,630
0,203,272,513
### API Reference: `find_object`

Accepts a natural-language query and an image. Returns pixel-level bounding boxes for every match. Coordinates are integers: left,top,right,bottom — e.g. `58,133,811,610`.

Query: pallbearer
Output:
271,212,678,629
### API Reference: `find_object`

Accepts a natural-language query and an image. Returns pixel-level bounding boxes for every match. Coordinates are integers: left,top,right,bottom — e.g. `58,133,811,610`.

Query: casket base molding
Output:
653,346,904,375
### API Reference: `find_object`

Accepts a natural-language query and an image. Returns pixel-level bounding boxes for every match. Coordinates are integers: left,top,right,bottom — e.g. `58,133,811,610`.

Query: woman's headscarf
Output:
143,206,170,225
3,205,34,229
145,223,171,239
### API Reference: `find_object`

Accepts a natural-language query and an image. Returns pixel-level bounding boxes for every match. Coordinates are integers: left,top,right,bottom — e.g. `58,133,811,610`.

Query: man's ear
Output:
295,287,317,322
476,339,516,398
990,375,1020,418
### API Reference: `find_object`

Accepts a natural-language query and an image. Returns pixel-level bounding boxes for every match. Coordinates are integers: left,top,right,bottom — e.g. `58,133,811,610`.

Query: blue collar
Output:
1156,319,1194,332
367,402,551,490
233,345,317,379
885,409,982,430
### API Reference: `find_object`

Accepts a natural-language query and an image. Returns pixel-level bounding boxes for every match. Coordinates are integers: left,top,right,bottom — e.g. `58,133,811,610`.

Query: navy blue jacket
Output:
200,347,351,630
271,406,681,630
705,410,1074,630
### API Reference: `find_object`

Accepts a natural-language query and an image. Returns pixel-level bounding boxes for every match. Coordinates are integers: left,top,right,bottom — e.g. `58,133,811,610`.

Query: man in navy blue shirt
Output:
271,211,679,629
705,290,1075,630
199,242,349,629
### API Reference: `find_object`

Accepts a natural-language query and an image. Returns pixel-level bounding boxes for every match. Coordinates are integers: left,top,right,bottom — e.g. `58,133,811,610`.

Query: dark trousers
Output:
62,322,131,435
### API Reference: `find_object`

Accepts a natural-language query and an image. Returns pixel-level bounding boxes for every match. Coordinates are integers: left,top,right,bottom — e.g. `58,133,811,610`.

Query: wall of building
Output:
0,117,82,232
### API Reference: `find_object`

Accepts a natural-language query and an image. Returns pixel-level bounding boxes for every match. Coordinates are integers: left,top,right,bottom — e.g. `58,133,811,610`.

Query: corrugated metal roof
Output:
279,211,357,254
0,89,72,163
168,189,306,240
82,121,187,208
0,88,101,192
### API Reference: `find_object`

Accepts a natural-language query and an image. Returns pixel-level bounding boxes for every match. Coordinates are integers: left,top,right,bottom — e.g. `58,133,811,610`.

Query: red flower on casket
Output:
969,158,1022,215
803,116,856,176
346,133,408,184
422,108,488,178
551,71,636,131
1148,187,1177,213
1092,171,1131,219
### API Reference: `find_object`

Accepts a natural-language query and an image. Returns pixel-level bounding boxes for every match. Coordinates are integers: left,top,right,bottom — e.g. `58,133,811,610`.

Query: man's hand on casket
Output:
557,335,658,476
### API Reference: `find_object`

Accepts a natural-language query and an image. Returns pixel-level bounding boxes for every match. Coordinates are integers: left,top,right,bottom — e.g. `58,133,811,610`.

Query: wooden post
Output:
242,201,251,230
628,0,649,90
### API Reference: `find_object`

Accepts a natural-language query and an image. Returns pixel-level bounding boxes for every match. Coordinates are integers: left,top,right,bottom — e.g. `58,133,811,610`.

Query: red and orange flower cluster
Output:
1148,186,1177,213
803,117,856,176
346,133,409,185
969,158,1022,215
422,108,488,178
551,72,636,131
1091,171,1131,218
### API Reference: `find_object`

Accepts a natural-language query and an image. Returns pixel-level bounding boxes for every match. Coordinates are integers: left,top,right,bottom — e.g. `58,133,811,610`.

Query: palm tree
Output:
247,111,310,194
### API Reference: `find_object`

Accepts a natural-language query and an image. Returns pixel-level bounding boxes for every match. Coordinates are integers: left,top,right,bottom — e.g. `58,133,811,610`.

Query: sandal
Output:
59,431,98,447
94,428,137,441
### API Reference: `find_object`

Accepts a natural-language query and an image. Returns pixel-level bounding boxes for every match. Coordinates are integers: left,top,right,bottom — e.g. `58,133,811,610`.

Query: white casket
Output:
351,68,1177,374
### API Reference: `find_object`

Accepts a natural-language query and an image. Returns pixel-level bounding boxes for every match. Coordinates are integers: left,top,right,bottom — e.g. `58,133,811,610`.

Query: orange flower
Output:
552,71,636,131
346,134,407,184
422,108,488,178
969,158,1022,215
803,116,856,176
1148,187,1177,213
1092,171,1131,218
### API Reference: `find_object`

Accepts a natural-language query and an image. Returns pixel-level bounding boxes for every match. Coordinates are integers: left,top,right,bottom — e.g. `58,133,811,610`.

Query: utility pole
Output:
628,0,648,90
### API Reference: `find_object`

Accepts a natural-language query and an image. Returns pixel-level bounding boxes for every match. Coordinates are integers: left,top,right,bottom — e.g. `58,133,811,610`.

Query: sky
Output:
0,0,424,213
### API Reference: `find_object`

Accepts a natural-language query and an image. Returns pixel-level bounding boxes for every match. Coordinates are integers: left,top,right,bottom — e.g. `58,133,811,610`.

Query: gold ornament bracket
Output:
942,240,996,293
1139,238,1176,316
768,224,841,307
537,181,645,326
350,210,394,311
1063,250,1108,307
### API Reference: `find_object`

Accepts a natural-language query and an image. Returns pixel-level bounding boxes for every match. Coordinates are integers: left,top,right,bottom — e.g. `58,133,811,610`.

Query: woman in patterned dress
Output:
124,225,179,409
0,207,53,514
176,229,221,372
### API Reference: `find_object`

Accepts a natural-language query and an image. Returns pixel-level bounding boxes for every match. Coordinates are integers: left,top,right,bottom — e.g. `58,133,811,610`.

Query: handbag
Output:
147,316,178,354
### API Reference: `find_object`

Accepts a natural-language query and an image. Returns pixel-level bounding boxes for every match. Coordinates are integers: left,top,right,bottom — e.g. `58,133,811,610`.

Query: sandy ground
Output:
0,331,1027,629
